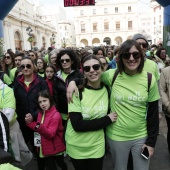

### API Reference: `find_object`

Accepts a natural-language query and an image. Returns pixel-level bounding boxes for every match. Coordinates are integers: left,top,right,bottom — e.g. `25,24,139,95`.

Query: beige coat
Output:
160,66,170,117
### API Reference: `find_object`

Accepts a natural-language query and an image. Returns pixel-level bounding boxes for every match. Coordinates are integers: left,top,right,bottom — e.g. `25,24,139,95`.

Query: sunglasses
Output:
28,54,35,57
138,43,147,48
20,64,32,70
121,52,141,60
5,56,10,59
83,64,101,72
60,59,70,63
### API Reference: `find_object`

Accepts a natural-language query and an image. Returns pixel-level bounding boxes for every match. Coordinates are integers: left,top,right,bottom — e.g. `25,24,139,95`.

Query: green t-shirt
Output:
144,58,160,81
38,72,45,78
44,54,49,64
0,163,21,170
0,85,17,126
10,67,17,81
101,69,160,141
66,86,109,159
3,73,12,85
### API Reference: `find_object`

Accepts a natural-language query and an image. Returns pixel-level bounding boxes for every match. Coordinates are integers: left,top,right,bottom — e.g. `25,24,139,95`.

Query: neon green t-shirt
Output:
38,72,45,78
10,67,17,81
0,163,21,170
101,69,160,141
3,73,12,85
66,86,109,159
44,54,49,64
144,58,160,81
0,85,17,126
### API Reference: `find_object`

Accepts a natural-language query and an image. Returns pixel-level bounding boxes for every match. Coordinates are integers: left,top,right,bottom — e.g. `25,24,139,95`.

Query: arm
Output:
69,112,117,132
145,100,159,148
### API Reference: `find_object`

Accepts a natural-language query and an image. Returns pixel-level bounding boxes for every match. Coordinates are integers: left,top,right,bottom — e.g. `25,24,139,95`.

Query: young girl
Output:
25,90,67,170
45,64,56,96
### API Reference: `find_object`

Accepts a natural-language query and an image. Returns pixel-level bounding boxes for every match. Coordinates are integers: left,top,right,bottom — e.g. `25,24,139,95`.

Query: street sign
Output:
64,0,95,7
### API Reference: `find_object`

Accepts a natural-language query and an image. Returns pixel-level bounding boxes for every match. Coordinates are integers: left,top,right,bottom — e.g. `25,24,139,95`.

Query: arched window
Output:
14,31,22,50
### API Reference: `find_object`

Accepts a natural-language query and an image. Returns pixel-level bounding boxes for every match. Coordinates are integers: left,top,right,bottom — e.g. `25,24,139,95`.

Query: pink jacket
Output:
27,106,65,156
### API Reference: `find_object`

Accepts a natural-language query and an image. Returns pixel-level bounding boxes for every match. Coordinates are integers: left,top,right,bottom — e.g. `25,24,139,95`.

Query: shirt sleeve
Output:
101,69,115,86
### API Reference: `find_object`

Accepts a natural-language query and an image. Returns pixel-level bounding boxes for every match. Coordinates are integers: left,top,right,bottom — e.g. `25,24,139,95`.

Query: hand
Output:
108,112,117,122
142,144,154,158
66,81,78,103
25,113,33,124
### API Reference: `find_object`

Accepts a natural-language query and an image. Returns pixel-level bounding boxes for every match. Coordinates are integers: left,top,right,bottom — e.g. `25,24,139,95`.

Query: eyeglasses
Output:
5,56,10,59
83,64,101,72
121,52,141,60
60,59,70,63
28,54,35,57
20,64,32,70
138,43,147,49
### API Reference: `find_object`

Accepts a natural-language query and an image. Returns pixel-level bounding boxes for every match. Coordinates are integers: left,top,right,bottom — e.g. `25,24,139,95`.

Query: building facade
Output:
73,0,153,47
3,0,56,52
150,0,163,45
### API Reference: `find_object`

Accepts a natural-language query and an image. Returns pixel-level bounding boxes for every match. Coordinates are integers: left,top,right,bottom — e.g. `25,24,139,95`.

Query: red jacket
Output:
27,106,65,156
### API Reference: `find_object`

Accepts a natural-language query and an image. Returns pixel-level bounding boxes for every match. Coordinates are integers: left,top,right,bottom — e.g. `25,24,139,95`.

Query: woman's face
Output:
122,45,141,75
5,53,12,65
28,52,36,61
20,59,34,77
100,58,108,71
50,54,57,65
96,50,104,58
37,59,43,70
45,67,54,80
60,54,72,70
83,59,102,86
38,96,50,111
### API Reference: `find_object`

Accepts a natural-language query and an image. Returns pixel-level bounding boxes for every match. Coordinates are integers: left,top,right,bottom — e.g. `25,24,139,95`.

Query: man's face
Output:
15,56,22,67
135,39,148,56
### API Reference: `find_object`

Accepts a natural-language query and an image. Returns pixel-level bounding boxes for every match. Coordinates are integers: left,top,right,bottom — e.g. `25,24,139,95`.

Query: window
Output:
128,21,132,30
93,9,96,14
93,23,97,32
81,23,85,33
65,26,67,30
104,21,109,31
116,21,120,30
80,10,84,15
115,7,118,13
104,8,108,14
128,6,131,12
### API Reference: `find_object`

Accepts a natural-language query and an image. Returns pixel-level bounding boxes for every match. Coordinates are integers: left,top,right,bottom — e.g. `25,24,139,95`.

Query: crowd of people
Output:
0,33,169,170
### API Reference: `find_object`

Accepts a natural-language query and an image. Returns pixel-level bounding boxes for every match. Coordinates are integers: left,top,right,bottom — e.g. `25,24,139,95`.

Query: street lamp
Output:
61,37,67,48
26,26,33,50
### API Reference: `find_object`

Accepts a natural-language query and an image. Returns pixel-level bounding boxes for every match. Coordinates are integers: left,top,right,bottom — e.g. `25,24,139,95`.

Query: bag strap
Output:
147,72,152,92
111,69,119,87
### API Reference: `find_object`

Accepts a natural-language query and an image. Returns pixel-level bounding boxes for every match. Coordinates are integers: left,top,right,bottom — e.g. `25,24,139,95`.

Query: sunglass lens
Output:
83,66,90,72
92,64,100,70
26,64,31,69
133,52,141,59
122,53,131,60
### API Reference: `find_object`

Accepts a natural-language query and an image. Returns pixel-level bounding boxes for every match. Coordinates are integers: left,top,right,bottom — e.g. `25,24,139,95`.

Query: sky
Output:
38,0,74,20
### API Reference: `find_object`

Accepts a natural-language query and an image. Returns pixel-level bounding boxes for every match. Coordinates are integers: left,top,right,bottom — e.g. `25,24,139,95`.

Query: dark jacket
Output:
54,70,84,114
13,73,48,126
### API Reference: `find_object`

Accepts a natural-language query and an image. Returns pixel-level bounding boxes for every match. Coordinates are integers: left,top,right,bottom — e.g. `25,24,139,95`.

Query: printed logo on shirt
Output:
82,100,107,119
114,91,146,107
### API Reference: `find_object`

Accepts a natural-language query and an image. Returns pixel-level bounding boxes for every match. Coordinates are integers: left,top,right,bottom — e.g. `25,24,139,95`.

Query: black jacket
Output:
54,70,84,114
13,73,48,126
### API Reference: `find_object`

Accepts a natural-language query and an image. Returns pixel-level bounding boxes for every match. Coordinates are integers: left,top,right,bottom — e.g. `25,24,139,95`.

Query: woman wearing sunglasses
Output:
67,40,160,170
1,52,15,81
54,49,84,126
13,57,48,157
101,39,160,170
65,54,117,170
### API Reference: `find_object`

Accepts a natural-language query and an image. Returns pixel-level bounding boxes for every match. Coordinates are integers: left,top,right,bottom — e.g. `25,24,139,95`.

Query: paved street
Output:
23,114,170,170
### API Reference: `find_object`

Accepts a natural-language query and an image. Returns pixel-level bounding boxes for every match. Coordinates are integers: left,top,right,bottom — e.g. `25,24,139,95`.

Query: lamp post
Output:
62,37,67,48
26,26,33,50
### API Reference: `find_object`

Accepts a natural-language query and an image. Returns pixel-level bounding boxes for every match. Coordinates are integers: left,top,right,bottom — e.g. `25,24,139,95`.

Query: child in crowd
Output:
25,90,67,170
